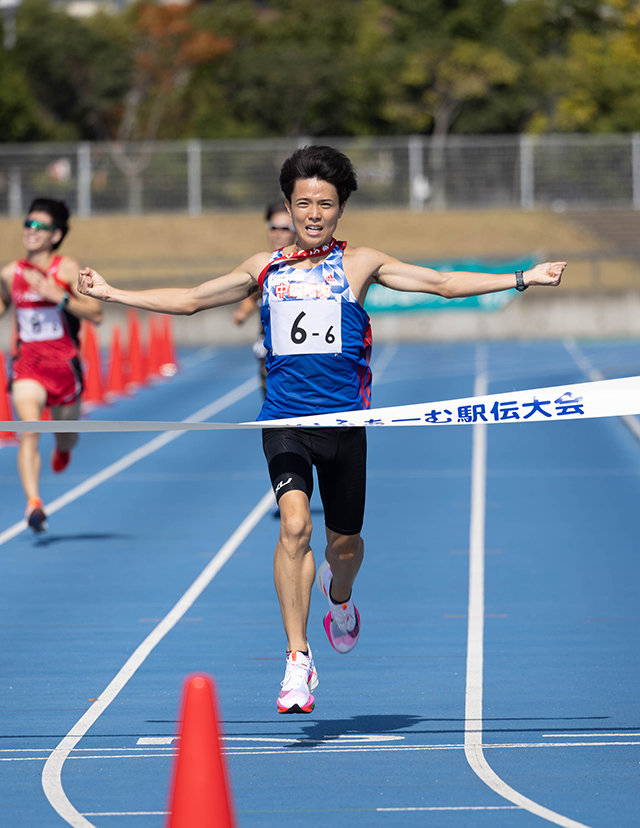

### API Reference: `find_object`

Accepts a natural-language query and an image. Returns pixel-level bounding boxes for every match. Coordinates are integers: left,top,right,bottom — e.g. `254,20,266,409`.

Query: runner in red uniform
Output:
0,198,102,532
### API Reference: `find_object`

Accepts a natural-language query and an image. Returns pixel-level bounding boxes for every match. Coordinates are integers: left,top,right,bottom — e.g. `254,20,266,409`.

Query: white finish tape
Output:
2,375,639,433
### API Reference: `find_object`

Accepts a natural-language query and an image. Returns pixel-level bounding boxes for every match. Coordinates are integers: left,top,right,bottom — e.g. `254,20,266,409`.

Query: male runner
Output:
77,145,566,713
0,198,102,532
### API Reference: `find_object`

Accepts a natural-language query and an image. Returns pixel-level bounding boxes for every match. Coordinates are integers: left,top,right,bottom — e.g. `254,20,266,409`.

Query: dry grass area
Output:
1,208,636,290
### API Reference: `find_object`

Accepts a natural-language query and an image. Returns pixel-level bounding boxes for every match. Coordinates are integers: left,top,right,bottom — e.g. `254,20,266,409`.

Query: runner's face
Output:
23,211,61,254
287,178,344,249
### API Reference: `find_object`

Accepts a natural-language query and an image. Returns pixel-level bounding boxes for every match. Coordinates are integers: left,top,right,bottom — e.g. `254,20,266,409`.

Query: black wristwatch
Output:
515,270,528,292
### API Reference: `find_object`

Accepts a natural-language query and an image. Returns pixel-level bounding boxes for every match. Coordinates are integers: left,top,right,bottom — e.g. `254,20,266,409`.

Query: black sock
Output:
329,585,351,605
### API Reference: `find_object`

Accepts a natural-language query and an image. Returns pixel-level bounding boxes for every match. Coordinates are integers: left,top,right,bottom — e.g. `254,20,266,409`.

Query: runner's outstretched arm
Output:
77,255,264,315
364,249,566,298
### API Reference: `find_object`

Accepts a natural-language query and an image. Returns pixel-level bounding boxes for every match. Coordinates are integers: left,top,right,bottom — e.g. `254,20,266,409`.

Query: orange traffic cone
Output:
127,310,148,387
106,325,128,398
159,315,178,377
166,674,236,828
80,323,104,406
0,352,17,443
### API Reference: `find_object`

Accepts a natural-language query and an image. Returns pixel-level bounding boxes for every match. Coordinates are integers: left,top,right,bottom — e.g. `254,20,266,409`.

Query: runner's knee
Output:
279,510,312,550
19,431,40,449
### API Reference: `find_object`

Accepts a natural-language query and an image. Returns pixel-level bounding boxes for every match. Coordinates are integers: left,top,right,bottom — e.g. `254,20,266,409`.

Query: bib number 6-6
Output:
271,299,342,356
291,311,335,346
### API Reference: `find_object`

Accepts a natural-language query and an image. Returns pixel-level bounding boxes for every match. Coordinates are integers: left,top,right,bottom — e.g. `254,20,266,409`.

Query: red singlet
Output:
10,256,82,407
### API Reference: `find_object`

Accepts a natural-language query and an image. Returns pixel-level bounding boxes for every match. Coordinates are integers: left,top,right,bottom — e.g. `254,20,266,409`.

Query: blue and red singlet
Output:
10,256,82,406
257,239,372,420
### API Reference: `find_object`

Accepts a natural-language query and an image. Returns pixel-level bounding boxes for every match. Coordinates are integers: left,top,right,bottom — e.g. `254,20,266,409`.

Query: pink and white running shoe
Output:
277,650,316,714
316,560,361,654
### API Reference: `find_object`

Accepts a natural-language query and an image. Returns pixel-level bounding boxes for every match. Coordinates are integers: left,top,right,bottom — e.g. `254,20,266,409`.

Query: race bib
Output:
271,299,342,356
16,306,64,343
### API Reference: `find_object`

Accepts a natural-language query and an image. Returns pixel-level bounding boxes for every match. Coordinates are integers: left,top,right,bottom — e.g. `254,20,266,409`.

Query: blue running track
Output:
1,339,639,827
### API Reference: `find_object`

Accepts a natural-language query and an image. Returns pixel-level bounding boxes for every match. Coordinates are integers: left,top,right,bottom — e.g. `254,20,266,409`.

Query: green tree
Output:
180,0,395,138
117,0,232,142
4,0,640,145
0,47,47,141
381,0,519,135
502,0,638,133
383,39,518,136
15,0,131,140
547,2,640,131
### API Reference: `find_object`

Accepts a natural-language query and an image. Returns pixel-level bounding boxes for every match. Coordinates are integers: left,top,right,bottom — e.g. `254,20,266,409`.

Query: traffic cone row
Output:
80,310,178,408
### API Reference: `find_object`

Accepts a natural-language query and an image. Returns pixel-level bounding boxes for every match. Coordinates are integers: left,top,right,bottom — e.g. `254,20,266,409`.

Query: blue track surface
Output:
1,339,639,827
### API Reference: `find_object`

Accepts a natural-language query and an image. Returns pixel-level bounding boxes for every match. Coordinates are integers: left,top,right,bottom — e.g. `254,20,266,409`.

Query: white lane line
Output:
0,375,259,547
41,486,274,827
32,371,266,828
464,346,592,828
378,806,520,812
81,814,167,818
84,806,518,818
4,739,640,763
564,337,640,442
543,733,640,738
80,807,519,818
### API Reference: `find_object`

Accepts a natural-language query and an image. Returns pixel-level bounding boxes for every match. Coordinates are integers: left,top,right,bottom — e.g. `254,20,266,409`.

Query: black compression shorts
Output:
262,426,366,536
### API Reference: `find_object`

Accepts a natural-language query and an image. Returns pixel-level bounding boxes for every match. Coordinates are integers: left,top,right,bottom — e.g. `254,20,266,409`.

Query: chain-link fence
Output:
0,133,639,216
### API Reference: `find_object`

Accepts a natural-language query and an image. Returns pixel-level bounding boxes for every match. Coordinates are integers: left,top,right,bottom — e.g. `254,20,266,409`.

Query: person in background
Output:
0,198,103,533
233,200,296,398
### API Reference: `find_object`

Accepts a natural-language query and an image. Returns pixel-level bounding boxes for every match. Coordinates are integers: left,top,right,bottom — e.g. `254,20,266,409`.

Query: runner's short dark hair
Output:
28,198,70,250
279,145,358,205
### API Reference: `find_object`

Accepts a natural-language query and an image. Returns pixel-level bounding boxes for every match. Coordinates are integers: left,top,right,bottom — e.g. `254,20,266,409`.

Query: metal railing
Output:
1,133,639,216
